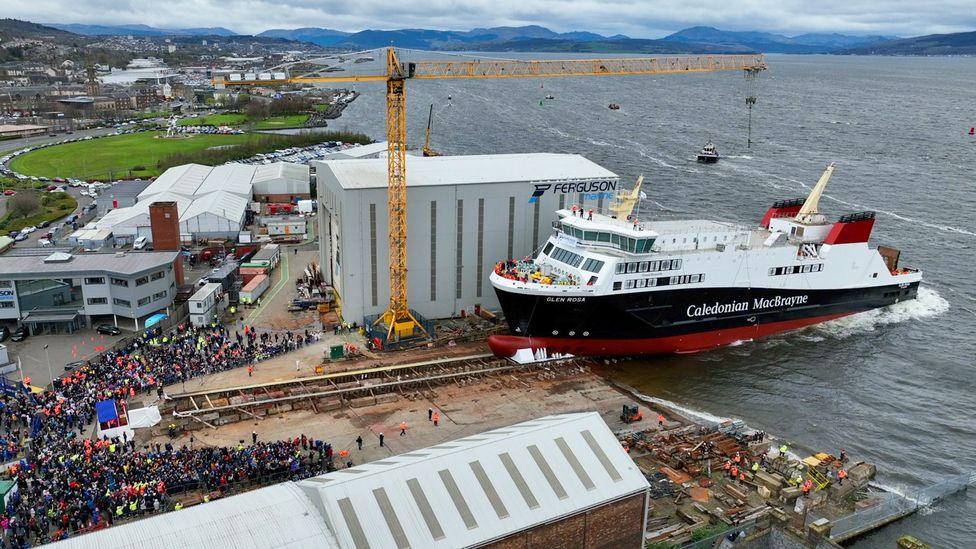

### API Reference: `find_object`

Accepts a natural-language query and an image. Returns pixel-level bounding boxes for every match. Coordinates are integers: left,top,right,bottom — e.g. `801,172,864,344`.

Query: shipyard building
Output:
315,153,618,323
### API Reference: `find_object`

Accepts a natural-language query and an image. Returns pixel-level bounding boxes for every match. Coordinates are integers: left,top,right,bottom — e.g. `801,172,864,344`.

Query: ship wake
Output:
813,286,949,339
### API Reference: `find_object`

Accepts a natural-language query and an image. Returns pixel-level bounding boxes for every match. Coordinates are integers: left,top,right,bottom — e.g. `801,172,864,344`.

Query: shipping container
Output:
239,274,269,304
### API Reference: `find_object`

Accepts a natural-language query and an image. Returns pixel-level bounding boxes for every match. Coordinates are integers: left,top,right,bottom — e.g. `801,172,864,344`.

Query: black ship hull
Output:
489,281,920,357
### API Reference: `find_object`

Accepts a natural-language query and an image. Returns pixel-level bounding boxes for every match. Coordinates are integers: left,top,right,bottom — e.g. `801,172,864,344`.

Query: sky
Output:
8,0,976,38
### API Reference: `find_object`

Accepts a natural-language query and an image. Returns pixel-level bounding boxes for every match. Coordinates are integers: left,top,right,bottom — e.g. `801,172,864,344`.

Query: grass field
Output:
178,113,249,127
252,114,309,130
180,113,310,130
0,191,77,233
8,131,255,180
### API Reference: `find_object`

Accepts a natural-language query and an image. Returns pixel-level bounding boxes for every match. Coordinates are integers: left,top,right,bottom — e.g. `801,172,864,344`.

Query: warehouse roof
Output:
51,413,646,549
299,411,646,548
319,153,617,190
55,482,335,549
0,251,177,278
253,161,310,184
197,163,256,196
99,179,152,199
138,163,213,200
321,141,389,160
181,190,250,223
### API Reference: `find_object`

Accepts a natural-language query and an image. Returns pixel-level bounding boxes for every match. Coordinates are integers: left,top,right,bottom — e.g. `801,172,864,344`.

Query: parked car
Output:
21,226,36,234
133,236,148,250
0,326,8,342
96,324,121,335
10,326,28,342
39,220,50,228
8,231,18,238
2,190,14,196
64,360,87,372
14,234,27,242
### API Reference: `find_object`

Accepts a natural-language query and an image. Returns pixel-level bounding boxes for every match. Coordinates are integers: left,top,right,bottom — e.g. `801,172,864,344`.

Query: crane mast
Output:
218,48,767,343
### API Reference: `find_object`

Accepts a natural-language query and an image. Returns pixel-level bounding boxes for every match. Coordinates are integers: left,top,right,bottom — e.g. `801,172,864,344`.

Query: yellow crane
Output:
218,48,767,342
422,103,441,157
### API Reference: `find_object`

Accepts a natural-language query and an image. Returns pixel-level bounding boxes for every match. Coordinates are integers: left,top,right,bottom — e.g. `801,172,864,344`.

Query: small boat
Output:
545,94,554,100
697,141,719,163
608,103,620,110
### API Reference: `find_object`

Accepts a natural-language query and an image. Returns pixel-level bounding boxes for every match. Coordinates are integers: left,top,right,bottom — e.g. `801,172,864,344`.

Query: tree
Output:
9,191,40,218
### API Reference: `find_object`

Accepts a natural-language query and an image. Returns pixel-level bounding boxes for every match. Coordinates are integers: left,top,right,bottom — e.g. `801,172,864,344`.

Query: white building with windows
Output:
188,282,226,327
0,251,180,333
314,153,618,323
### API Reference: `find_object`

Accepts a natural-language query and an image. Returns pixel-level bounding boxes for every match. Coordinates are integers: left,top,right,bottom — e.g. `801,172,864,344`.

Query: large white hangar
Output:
315,152,619,324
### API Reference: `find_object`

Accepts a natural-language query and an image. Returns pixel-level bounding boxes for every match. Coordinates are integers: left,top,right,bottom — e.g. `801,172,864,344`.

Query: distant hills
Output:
661,26,894,53
22,20,976,55
47,23,238,37
261,25,896,53
840,30,976,55
257,25,627,49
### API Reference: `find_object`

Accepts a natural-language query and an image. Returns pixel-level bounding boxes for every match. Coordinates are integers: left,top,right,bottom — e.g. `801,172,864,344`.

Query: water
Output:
329,54,976,547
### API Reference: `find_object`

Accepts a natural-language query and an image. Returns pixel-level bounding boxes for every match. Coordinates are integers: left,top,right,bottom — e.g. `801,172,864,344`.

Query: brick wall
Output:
482,491,647,549
149,201,180,251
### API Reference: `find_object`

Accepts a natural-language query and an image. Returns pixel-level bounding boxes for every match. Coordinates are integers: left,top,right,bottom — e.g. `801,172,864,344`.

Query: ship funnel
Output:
795,163,835,224
610,175,643,220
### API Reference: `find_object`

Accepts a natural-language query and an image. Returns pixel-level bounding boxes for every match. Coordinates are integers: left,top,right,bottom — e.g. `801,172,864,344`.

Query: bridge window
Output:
582,259,605,273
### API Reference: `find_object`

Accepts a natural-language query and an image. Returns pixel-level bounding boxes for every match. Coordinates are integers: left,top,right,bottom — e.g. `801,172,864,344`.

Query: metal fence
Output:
825,470,974,541
675,519,758,549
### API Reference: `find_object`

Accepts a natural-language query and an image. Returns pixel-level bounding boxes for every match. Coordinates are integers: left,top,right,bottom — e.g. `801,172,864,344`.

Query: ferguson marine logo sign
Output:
528,180,617,203
686,295,810,318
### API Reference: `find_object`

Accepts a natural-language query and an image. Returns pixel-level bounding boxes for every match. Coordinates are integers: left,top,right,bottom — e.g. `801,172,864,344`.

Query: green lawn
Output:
0,191,77,233
252,114,309,130
8,131,255,180
179,113,310,130
178,113,249,127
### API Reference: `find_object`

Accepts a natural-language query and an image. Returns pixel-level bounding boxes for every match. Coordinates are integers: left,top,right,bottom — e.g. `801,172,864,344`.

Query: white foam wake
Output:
814,286,949,339
630,391,731,426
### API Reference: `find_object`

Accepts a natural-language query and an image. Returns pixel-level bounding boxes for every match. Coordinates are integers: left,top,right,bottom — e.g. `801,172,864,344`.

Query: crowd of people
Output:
0,322,329,546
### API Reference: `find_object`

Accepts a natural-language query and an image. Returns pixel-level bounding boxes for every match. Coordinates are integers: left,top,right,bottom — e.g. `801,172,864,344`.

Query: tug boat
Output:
488,164,922,358
697,141,719,163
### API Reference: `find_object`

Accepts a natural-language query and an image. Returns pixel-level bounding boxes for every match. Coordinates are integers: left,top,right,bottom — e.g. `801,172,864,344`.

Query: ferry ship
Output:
488,164,922,358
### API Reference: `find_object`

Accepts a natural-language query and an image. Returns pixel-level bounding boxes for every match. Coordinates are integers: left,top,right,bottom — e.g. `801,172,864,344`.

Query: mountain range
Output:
47,23,237,36
20,20,976,55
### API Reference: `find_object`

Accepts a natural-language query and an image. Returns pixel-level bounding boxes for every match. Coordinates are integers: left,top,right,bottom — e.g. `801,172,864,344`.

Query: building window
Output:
532,200,540,249
0,281,10,288
153,291,167,301
613,281,622,290
507,196,515,260
113,298,130,307
87,297,108,305
111,278,128,287
455,199,463,299
0,302,13,309
369,203,378,308
150,271,165,281
430,201,437,302
476,198,485,298
85,277,105,285
135,276,149,286
138,296,151,307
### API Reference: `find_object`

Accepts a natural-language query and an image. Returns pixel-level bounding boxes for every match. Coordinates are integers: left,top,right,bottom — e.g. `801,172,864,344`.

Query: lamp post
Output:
43,344,53,386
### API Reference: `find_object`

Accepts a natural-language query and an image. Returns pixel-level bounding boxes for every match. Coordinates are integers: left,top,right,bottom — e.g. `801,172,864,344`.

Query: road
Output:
0,126,121,157
0,184,95,245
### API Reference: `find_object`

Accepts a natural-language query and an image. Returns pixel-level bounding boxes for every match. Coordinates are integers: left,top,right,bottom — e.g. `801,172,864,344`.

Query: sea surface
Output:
330,53,976,547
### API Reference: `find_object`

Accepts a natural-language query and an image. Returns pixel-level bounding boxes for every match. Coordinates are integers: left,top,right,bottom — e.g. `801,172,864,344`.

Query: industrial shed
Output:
315,152,618,323
53,413,648,549
95,161,308,243
252,162,311,202
179,190,250,239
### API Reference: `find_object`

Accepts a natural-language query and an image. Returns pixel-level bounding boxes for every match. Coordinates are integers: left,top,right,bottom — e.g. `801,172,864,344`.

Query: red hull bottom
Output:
488,312,852,358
